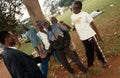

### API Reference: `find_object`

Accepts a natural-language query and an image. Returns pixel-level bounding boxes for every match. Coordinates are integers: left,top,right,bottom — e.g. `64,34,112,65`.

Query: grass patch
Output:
91,67,101,75
18,42,34,55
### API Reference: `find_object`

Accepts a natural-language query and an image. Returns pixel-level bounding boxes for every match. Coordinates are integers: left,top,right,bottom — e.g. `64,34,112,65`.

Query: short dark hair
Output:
74,1,82,8
0,31,10,44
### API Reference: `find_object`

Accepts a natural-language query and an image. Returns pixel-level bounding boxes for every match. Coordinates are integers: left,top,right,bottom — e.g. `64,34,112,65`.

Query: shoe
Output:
103,63,112,68
103,62,109,68
70,73,75,78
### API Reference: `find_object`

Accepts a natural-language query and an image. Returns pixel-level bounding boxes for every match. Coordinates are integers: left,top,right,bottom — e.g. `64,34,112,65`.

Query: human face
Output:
44,22,51,31
51,17,58,24
5,34,16,46
36,22,43,31
72,4,81,14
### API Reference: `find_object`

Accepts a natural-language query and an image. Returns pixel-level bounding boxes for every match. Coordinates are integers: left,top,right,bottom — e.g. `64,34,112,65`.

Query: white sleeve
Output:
86,12,93,24
36,32,42,39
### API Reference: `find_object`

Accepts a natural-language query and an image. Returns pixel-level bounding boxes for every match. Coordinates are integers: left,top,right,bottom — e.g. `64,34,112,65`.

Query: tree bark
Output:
22,0,45,27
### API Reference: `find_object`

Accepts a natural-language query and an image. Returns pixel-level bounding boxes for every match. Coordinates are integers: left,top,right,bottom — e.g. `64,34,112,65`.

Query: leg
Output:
40,53,52,78
93,37,107,63
82,38,94,68
64,46,87,73
56,50,74,74
52,50,61,63
34,43,44,56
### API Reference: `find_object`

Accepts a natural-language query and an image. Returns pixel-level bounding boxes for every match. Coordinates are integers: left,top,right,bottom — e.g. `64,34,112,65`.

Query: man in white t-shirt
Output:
71,1,108,70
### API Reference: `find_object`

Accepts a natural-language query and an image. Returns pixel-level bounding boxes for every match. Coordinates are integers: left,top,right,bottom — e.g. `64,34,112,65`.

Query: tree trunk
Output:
22,0,45,27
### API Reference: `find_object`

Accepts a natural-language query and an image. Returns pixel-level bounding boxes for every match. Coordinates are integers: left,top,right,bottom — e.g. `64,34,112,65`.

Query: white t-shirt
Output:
71,11,96,40
37,31,50,50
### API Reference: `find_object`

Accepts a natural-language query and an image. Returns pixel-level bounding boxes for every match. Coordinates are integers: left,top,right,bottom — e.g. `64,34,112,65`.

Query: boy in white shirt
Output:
71,1,108,70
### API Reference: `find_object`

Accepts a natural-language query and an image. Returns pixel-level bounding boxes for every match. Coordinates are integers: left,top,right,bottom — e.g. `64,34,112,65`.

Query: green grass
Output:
19,42,34,55
57,10,73,26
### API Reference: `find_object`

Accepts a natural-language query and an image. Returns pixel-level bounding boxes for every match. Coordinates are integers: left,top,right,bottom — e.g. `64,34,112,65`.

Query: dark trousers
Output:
56,46,87,74
82,37,106,68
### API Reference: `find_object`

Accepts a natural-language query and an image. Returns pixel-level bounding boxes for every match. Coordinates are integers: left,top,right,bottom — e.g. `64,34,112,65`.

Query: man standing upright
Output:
71,1,108,70
23,26,43,56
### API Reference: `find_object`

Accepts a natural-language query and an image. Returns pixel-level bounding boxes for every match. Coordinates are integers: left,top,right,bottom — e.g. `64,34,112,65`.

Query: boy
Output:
71,1,108,70
49,17,90,78
23,26,43,56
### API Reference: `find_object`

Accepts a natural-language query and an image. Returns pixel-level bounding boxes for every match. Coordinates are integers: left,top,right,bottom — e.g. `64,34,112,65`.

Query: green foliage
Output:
0,0,23,34
43,0,59,15
18,42,34,55
91,67,101,74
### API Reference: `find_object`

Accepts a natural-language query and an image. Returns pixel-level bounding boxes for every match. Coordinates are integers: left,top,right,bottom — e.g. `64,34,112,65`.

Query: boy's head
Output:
72,1,82,14
36,20,44,31
43,20,51,30
50,17,58,24
0,31,16,47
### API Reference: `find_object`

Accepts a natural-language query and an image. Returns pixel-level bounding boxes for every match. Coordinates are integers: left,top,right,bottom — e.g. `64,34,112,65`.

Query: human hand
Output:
40,53,47,59
95,35,103,43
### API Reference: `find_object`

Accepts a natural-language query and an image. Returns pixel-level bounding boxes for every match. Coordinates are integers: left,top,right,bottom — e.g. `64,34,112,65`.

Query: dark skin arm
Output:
63,23,71,30
72,25,76,31
90,21,103,42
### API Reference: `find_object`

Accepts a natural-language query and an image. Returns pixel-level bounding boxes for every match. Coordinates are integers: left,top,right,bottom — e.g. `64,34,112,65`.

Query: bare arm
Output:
90,21,103,42
63,23,71,30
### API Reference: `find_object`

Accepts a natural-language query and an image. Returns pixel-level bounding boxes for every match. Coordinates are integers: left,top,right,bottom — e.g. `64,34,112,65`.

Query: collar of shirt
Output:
9,47,17,49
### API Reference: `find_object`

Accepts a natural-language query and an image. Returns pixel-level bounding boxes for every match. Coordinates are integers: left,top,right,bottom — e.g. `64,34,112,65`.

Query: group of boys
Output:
0,1,109,78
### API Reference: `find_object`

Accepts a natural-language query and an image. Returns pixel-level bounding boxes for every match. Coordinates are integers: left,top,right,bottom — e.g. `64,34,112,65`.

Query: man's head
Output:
0,31,16,47
36,20,44,31
43,20,51,30
50,17,58,24
72,1,82,14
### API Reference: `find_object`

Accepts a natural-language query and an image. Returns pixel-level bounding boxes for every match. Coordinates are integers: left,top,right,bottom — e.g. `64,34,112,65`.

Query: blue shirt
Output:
47,23,68,41
25,27,41,47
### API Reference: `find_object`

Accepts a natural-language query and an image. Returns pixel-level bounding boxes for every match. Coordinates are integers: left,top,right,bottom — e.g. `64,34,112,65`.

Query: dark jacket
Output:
2,47,43,78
